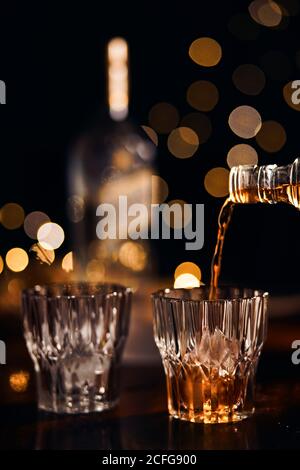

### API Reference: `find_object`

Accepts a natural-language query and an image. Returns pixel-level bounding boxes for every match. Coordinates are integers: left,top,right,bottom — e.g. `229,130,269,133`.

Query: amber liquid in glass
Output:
165,362,251,423
166,180,300,423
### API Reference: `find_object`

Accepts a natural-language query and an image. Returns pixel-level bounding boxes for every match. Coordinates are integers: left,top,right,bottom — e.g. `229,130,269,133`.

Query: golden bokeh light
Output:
30,243,55,265
187,80,219,112
227,144,258,168
0,203,25,230
255,120,287,152
24,211,50,239
148,102,179,134
167,127,199,159
67,195,85,223
174,262,201,281
118,241,147,271
0,255,3,274
8,278,25,295
88,240,110,261
283,81,300,111
163,200,192,229
181,113,212,144
174,273,200,289
9,371,30,393
249,0,283,27
112,148,133,171
151,175,169,204
204,168,230,198
188,37,222,67
232,64,266,95
6,248,29,272
62,252,73,273
107,37,128,121
228,105,262,139
37,222,65,250
141,125,158,146
86,259,105,282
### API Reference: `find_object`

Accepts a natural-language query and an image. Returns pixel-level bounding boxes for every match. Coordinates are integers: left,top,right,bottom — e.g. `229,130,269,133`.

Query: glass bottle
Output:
68,37,157,282
229,158,300,209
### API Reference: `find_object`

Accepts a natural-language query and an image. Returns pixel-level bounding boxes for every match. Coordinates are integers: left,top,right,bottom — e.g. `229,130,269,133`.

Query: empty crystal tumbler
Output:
152,287,268,424
22,283,131,414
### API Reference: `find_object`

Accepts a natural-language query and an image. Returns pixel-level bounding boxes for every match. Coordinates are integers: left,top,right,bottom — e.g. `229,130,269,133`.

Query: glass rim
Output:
22,282,132,300
151,286,269,303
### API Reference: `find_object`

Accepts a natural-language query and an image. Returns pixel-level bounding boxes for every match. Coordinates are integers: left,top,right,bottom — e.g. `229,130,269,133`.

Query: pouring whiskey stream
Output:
209,158,300,300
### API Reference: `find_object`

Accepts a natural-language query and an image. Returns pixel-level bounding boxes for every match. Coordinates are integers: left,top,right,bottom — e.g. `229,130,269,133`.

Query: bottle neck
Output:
229,159,299,206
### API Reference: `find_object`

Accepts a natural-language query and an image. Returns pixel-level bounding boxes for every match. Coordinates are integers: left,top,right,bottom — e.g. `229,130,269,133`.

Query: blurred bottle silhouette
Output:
68,38,157,283
229,158,300,208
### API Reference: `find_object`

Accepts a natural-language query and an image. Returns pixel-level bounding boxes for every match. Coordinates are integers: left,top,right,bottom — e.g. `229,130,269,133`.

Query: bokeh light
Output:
151,175,169,204
118,241,147,271
256,120,287,152
187,80,219,112
228,13,260,40
228,105,262,138
8,278,25,295
9,371,30,393
260,51,292,81
204,168,230,197
6,248,29,272
148,102,179,134
0,203,25,230
227,144,258,168
167,127,199,158
232,64,266,95
249,0,283,27
181,113,212,144
0,256,3,275
141,125,158,146
283,81,300,111
67,196,85,223
112,149,133,170
88,240,109,261
107,37,128,121
86,259,105,281
37,222,65,250
62,252,73,273
163,200,192,229
30,243,55,265
174,262,201,281
24,211,50,239
174,273,200,289
188,37,222,67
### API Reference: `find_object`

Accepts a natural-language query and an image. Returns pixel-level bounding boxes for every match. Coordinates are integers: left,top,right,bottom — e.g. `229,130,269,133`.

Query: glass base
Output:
169,408,254,424
38,398,119,415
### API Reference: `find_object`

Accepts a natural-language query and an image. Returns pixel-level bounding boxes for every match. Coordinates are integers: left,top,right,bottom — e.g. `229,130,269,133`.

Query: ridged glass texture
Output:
22,283,131,414
152,287,268,424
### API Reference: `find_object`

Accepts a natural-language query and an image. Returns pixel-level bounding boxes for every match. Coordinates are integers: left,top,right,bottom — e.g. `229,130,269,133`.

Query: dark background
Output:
1,0,300,292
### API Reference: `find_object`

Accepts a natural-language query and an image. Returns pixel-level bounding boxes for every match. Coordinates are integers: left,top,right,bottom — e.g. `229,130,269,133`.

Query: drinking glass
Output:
22,283,131,414
152,287,268,424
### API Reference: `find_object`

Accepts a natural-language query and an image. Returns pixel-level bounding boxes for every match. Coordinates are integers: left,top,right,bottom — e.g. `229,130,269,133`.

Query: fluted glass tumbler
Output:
152,287,268,424
22,283,131,414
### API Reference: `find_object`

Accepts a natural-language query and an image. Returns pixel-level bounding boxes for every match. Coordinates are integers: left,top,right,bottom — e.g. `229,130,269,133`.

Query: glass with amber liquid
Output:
152,287,268,424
